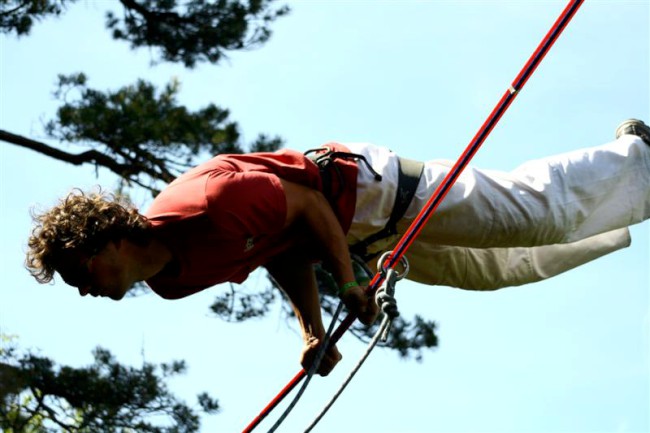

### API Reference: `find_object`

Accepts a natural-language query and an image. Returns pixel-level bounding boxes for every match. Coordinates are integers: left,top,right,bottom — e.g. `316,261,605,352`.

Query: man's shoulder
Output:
145,169,210,223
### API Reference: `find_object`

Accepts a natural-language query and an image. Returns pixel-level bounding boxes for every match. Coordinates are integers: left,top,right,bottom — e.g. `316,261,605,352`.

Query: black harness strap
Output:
305,147,382,203
305,147,424,263
349,156,424,261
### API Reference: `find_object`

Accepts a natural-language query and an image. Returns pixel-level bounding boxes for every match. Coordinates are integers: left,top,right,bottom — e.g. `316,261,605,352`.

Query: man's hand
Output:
339,285,379,325
269,178,380,374
301,335,342,376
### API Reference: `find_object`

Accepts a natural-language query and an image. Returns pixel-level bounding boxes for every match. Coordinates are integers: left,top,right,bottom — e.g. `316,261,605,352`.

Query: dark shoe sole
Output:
615,119,650,146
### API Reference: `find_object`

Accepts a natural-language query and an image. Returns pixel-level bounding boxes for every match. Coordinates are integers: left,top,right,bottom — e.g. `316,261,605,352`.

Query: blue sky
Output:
1,1,648,432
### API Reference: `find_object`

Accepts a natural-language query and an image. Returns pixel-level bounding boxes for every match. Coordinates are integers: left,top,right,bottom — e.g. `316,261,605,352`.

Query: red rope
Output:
242,1,585,431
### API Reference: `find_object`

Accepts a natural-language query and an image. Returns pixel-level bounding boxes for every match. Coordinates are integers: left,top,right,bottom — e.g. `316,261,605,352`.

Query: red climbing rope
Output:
242,1,585,431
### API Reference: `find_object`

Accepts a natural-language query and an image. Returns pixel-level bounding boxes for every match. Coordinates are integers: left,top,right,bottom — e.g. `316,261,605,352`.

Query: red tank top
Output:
144,144,357,299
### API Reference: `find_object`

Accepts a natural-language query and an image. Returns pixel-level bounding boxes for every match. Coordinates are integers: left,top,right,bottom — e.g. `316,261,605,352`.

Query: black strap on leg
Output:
349,157,424,262
305,147,382,202
305,146,423,263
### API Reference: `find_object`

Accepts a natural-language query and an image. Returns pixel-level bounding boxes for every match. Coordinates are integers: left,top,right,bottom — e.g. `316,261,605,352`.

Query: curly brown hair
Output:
26,189,152,284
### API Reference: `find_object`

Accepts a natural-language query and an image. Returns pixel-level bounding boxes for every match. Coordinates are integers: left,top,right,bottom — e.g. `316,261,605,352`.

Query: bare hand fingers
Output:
301,338,341,376
341,286,379,325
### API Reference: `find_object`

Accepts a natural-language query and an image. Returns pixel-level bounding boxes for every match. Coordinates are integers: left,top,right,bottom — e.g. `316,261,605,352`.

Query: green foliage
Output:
45,73,283,194
0,0,75,36
210,283,278,322
107,0,291,67
0,1,289,67
0,338,219,433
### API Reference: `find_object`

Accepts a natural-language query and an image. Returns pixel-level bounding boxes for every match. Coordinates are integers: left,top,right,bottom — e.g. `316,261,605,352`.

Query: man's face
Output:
57,241,131,300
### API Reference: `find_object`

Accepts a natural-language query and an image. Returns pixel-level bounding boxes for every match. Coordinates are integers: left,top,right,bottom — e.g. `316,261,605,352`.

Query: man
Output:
26,119,650,376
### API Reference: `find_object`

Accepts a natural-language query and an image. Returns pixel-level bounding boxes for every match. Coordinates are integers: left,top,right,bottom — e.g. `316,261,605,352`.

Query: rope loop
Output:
375,250,407,341
377,250,409,281
375,269,399,319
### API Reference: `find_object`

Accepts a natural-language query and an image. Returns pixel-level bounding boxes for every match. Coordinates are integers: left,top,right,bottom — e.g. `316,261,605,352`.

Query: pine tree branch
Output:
0,129,136,175
0,361,28,399
118,0,183,22
0,1,31,18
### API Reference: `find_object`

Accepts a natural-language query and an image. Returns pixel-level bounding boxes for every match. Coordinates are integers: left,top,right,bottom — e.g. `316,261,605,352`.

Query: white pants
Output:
345,134,650,290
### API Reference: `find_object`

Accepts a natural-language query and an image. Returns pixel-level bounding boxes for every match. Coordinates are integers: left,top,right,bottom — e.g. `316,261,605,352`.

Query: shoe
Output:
615,119,650,146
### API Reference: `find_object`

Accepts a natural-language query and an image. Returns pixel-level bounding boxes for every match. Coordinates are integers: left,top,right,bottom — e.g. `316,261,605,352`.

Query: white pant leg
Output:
398,228,631,290
347,138,646,289
407,135,650,248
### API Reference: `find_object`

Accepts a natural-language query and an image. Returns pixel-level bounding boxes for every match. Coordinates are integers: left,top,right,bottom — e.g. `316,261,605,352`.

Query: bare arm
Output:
265,250,341,376
265,178,378,374
274,178,377,321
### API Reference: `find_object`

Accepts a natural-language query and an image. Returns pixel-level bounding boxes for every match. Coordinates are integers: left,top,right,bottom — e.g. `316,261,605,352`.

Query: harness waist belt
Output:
305,147,424,261
349,156,424,261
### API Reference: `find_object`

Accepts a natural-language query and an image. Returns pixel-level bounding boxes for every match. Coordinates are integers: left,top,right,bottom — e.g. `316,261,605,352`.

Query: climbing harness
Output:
349,157,424,262
306,147,424,263
242,1,585,431
305,146,382,203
